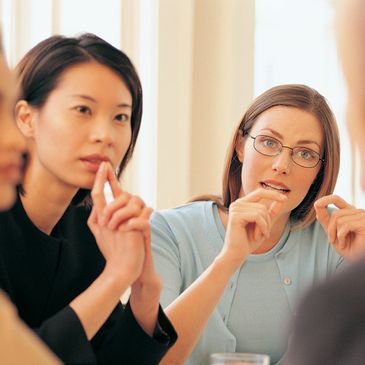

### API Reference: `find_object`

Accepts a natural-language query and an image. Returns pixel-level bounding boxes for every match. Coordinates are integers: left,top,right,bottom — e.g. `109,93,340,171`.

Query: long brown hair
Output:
193,84,340,229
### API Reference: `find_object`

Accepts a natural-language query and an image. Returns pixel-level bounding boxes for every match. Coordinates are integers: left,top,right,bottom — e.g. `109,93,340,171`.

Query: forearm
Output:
160,255,242,365
70,267,132,340
130,282,161,336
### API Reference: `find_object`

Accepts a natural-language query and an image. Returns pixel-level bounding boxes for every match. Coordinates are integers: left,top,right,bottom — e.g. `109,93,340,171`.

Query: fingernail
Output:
98,162,105,173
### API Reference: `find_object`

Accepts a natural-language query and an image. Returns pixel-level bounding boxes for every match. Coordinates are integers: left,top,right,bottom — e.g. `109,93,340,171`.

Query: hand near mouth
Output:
220,188,287,267
87,162,161,336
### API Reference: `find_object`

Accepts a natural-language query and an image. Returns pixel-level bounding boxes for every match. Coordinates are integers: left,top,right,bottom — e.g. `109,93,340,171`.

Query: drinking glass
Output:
210,352,270,365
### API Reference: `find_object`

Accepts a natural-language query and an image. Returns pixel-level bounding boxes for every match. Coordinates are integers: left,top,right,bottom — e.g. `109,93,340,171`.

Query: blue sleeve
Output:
151,211,183,307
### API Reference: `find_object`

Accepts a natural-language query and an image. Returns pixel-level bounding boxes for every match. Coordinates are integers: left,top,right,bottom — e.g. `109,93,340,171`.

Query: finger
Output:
314,200,331,232
337,222,353,250
124,219,150,231
101,192,131,225
327,213,338,244
269,200,285,219
229,201,270,217
87,205,98,228
125,219,151,238
141,206,153,220
105,162,123,198
251,213,271,241
326,208,361,243
315,194,354,210
243,188,288,204
91,162,107,215
107,203,144,230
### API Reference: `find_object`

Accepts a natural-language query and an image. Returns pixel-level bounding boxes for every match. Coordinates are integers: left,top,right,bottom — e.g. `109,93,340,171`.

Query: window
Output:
255,0,363,206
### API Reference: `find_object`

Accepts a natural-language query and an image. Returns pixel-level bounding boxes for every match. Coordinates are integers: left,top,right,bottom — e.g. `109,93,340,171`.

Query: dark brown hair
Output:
16,33,142,204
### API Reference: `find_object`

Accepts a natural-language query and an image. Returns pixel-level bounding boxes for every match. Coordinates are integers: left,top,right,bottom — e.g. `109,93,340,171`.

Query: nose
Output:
90,118,113,146
272,148,291,175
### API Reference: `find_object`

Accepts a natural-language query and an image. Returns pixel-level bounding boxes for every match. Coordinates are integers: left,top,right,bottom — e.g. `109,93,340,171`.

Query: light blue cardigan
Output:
151,201,343,365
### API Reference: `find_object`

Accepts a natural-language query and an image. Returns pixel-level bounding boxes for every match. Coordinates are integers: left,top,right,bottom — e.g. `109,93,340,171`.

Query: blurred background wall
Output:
0,0,361,210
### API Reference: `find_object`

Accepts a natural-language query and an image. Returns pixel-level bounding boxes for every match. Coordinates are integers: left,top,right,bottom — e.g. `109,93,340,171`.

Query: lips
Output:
261,180,290,193
80,154,111,172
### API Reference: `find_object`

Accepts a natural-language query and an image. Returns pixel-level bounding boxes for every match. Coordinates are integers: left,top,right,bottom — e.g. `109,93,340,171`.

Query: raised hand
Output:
87,162,146,284
315,194,365,260
130,207,162,336
221,188,287,265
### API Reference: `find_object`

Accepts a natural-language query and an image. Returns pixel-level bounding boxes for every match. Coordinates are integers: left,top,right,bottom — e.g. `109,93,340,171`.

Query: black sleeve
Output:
95,302,177,365
34,306,96,365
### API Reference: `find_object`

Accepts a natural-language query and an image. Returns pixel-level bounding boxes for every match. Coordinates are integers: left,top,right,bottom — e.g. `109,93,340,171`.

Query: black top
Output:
0,197,177,364
285,256,365,365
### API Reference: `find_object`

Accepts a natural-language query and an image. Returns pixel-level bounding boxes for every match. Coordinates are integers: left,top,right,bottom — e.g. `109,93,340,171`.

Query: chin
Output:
0,186,16,211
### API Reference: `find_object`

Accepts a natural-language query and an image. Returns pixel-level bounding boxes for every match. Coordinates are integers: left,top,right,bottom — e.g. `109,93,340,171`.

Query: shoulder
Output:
289,217,328,248
151,201,214,227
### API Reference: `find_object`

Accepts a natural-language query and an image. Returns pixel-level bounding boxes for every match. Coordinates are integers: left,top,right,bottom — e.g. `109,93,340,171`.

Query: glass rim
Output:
210,352,270,360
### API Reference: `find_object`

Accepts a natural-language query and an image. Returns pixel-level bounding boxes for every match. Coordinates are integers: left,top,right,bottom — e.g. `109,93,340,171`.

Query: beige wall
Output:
1,0,256,210
156,0,255,208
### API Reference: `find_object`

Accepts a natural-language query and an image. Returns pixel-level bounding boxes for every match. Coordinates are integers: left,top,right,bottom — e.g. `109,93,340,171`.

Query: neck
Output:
21,163,78,235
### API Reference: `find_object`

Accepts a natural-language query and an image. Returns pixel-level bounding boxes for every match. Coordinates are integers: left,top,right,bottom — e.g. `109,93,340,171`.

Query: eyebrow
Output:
259,128,321,149
70,94,132,108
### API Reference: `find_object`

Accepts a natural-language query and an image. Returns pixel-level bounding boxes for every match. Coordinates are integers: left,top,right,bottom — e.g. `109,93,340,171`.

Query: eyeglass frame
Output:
245,132,325,168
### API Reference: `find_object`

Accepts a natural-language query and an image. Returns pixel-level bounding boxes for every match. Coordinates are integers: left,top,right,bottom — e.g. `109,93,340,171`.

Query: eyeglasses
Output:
247,133,324,168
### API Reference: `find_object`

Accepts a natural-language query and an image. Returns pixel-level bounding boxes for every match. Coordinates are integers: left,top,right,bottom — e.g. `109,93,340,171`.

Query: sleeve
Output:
34,305,97,364
151,211,183,307
95,302,177,365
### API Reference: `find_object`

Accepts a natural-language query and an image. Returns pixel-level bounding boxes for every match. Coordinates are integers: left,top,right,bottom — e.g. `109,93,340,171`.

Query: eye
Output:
74,105,91,115
115,113,130,123
261,136,279,149
296,148,317,160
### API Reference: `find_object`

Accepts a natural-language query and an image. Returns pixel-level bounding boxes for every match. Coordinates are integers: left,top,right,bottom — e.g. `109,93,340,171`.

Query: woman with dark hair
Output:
151,84,365,365
0,33,176,364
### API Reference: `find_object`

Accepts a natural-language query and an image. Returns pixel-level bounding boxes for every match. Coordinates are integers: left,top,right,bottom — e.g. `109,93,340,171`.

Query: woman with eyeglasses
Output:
151,84,365,365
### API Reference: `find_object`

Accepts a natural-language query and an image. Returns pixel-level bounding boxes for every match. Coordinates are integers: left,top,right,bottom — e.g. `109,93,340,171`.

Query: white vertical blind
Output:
0,0,158,208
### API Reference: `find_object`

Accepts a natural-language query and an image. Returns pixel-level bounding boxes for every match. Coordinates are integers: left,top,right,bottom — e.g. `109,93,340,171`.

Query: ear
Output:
15,100,37,138
235,129,245,163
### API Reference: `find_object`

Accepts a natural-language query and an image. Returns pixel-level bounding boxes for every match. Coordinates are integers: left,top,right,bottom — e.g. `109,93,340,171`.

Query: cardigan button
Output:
283,276,292,285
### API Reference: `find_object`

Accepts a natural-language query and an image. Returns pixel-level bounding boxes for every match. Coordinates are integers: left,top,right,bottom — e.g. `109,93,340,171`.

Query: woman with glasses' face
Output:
0,54,26,210
234,106,323,252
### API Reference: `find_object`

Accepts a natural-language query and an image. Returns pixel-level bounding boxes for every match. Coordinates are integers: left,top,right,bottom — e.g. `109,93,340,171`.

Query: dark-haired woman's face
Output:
18,61,132,191
0,56,26,210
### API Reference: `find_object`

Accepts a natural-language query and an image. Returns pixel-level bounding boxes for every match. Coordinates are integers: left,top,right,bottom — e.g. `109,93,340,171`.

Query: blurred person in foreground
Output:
285,0,365,363
0,31,61,365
